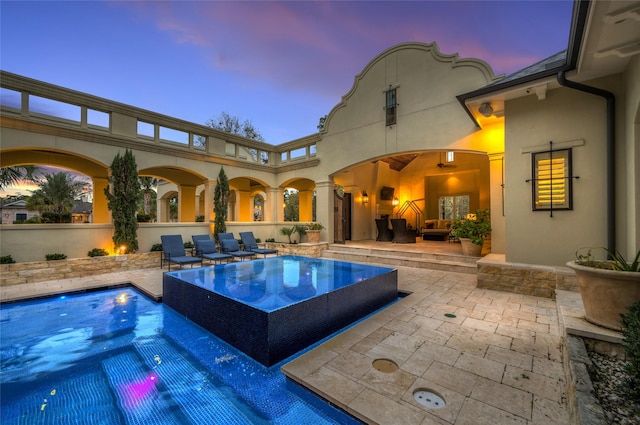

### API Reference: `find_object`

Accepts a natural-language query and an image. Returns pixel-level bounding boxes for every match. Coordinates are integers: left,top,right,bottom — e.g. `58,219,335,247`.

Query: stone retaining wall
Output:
0,252,161,286
477,254,577,299
265,242,329,258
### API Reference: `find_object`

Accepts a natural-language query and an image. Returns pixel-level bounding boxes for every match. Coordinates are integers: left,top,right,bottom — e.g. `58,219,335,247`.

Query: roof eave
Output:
456,0,591,127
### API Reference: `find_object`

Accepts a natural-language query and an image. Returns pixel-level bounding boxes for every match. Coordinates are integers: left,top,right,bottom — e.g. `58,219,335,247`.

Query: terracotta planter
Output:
305,230,321,243
460,238,483,256
567,261,640,331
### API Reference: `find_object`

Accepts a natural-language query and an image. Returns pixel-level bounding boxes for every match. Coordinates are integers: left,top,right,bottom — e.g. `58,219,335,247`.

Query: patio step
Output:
322,244,478,274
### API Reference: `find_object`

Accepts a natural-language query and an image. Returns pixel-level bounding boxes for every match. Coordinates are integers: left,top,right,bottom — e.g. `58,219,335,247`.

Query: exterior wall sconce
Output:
392,197,399,206
362,191,369,205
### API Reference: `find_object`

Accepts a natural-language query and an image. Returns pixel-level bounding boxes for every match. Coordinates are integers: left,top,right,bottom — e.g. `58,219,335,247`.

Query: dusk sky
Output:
1,0,573,146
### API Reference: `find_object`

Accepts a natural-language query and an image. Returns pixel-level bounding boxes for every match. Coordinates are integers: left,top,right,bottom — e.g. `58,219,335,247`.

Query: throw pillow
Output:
196,240,217,254
220,238,240,252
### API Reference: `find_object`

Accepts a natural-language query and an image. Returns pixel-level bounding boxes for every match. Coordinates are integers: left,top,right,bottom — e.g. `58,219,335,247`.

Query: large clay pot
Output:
460,238,483,256
305,230,321,243
567,261,640,331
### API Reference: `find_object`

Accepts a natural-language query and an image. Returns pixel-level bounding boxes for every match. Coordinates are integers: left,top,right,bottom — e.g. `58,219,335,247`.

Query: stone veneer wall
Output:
265,242,329,258
0,252,161,286
477,254,577,299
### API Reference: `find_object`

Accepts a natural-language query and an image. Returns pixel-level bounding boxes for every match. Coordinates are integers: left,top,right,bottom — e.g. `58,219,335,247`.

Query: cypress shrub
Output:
104,149,142,253
213,167,229,240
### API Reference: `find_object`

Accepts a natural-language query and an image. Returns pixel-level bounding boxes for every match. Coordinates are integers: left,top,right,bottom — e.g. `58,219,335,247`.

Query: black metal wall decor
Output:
526,141,579,217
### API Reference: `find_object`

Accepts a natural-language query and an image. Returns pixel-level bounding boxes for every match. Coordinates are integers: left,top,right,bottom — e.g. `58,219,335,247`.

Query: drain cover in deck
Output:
413,389,446,409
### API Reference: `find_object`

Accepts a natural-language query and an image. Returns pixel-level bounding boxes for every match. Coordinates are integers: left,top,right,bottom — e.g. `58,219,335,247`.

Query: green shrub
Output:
255,238,262,243
41,212,72,223
265,238,275,243
12,220,25,224
183,241,194,249
25,217,42,224
195,215,205,222
1,255,16,264
45,253,67,261
621,301,640,411
88,248,109,257
136,214,151,223
150,243,163,252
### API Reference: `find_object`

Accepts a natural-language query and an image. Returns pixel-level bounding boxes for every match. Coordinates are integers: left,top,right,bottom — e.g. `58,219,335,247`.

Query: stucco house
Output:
0,199,38,224
0,0,638,289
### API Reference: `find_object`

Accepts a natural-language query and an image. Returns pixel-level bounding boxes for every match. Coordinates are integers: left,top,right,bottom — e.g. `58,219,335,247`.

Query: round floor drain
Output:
413,388,446,409
372,358,398,373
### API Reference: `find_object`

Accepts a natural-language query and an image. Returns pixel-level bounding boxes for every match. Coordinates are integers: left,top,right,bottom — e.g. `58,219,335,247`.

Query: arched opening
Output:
142,166,207,223
253,192,265,221
332,150,490,241
228,177,271,222
158,190,179,222
280,178,316,223
0,148,110,223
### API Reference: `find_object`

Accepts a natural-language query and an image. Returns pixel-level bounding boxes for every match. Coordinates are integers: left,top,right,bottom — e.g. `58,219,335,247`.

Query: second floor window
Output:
385,87,397,126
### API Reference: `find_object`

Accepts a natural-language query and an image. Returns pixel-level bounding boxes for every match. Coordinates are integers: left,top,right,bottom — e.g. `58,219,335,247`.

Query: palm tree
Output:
0,165,39,190
139,176,158,215
26,172,87,221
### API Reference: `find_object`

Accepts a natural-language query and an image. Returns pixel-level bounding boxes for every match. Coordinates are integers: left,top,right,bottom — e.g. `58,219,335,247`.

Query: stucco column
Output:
92,177,110,224
264,187,280,222
298,190,314,222
178,185,196,222
314,180,334,242
489,152,505,254
238,190,252,222
157,197,167,222
203,180,214,222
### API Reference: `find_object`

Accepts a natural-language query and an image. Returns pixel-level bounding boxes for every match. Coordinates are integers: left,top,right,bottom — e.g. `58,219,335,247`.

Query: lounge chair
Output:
192,234,233,265
217,233,256,261
160,235,203,271
239,231,278,258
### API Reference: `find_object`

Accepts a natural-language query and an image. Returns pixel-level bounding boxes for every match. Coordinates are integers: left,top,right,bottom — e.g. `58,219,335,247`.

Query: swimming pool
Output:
0,287,363,424
163,256,398,365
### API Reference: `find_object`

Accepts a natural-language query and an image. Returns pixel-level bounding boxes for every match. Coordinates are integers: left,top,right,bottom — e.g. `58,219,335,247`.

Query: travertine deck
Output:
1,246,613,425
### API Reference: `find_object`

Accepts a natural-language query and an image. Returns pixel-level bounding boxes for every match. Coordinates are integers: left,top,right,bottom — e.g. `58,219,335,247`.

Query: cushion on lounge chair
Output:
161,235,202,270
220,238,241,252
219,238,255,261
217,233,235,241
239,231,278,258
195,239,217,255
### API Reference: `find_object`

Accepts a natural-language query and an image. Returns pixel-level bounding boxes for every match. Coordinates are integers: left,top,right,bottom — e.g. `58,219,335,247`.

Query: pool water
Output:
163,256,398,366
166,256,396,312
0,288,362,424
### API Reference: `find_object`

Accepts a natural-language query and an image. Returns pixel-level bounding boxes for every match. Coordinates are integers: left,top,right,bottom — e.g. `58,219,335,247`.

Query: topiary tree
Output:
104,149,142,253
213,167,230,240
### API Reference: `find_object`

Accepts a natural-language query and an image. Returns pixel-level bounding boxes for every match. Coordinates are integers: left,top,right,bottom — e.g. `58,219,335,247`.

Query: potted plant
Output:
567,248,640,331
450,208,491,256
280,226,297,244
305,223,324,243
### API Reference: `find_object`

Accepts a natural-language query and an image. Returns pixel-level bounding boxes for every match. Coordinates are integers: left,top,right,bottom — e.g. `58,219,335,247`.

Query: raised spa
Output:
163,255,398,366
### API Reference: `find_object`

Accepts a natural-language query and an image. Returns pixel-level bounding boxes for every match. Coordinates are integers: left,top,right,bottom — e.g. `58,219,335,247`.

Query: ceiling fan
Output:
436,152,457,168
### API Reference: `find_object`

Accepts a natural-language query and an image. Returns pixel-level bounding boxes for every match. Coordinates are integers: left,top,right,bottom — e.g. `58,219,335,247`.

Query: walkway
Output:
0,255,611,425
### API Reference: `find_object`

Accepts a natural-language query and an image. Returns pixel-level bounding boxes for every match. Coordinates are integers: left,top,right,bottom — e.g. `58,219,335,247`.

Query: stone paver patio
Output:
2,258,608,425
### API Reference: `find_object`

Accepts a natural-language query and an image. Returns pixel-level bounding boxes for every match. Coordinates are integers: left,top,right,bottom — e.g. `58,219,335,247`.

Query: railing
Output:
0,71,319,169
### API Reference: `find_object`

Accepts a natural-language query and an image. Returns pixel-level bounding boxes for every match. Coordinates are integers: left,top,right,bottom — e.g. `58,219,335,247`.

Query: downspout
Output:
557,70,616,254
